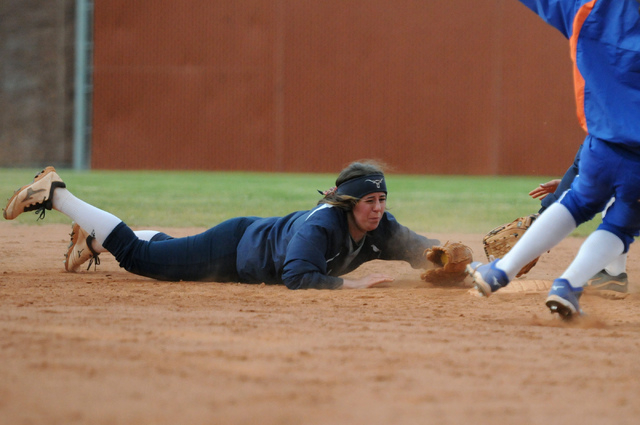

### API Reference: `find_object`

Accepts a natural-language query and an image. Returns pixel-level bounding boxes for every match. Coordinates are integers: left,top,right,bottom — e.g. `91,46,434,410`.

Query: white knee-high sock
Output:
52,188,122,245
497,203,576,280
135,230,161,241
604,253,628,276
561,230,625,288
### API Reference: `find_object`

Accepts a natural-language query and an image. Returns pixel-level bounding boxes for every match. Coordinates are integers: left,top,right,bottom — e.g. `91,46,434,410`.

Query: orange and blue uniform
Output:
520,0,640,146
520,0,640,250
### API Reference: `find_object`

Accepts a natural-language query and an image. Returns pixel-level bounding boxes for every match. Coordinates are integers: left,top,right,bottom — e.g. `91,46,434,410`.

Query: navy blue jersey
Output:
235,204,439,289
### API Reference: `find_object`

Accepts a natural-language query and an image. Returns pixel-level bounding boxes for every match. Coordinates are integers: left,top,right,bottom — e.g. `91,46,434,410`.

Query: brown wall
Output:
0,0,75,168
92,0,585,175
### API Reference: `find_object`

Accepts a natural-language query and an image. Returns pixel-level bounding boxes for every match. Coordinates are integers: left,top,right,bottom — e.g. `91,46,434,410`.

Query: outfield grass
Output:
0,168,600,236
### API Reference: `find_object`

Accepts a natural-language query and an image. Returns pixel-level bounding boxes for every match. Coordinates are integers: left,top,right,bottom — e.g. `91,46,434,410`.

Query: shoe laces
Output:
85,230,101,271
34,205,47,220
86,254,101,271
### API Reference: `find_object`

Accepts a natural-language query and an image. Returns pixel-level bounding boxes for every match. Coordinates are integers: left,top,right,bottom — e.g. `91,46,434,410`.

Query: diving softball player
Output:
3,161,440,290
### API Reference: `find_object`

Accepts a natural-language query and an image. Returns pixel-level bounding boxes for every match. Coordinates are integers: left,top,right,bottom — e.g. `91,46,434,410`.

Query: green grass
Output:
0,168,600,236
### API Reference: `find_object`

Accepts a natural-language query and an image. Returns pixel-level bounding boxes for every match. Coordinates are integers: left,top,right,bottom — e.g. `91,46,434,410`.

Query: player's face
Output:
348,192,386,240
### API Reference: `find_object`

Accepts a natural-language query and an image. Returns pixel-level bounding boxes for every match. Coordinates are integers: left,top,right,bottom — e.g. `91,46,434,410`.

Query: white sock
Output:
497,203,576,280
604,253,628,276
52,188,122,245
561,230,625,288
135,230,161,241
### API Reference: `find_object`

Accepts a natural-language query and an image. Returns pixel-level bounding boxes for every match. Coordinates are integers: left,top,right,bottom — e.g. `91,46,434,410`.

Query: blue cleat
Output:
545,279,583,320
465,260,510,297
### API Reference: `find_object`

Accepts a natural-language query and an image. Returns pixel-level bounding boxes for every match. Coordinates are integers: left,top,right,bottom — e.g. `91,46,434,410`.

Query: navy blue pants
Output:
102,217,259,282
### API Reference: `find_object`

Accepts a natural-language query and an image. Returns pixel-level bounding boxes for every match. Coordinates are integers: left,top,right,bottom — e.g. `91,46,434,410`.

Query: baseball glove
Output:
420,241,473,287
483,214,539,278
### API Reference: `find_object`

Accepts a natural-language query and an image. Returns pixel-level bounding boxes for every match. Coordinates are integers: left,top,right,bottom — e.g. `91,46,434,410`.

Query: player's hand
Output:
529,179,561,200
341,274,394,289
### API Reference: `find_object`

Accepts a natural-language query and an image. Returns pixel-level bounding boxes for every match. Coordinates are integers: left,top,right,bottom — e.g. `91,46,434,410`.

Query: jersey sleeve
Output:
517,0,576,38
280,216,344,290
374,213,440,269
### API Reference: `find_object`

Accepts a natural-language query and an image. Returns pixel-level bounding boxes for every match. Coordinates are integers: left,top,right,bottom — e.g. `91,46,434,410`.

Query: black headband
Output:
336,174,387,199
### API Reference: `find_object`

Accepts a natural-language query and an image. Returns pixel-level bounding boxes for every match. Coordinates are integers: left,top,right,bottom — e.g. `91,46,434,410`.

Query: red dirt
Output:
1,222,639,425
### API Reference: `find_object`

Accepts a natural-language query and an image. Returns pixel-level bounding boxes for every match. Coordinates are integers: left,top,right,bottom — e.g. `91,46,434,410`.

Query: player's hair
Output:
317,160,387,210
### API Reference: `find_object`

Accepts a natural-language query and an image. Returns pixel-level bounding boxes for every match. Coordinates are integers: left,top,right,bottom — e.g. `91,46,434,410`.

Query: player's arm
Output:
281,228,342,289
341,274,394,289
516,0,574,38
375,212,440,269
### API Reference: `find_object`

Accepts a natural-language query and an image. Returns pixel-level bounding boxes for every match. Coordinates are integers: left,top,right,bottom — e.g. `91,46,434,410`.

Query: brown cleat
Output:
584,270,629,299
65,222,101,272
3,166,66,220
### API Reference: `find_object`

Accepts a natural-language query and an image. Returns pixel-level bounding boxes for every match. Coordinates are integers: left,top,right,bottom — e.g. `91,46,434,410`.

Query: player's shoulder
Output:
305,203,342,221
296,204,347,232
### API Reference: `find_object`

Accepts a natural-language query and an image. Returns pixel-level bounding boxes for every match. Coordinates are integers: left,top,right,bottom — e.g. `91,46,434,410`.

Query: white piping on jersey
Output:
306,203,333,221
326,252,340,264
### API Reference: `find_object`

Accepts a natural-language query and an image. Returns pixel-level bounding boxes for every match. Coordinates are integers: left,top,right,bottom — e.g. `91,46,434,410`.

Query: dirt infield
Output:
2,222,640,425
